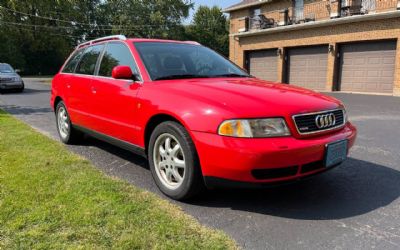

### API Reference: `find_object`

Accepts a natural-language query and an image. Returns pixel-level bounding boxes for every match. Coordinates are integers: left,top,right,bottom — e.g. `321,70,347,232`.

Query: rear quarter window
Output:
62,49,86,73
75,44,104,75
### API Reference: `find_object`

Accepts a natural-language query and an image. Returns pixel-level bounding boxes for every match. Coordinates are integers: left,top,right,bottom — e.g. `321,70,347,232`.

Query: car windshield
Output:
0,64,14,74
134,42,250,81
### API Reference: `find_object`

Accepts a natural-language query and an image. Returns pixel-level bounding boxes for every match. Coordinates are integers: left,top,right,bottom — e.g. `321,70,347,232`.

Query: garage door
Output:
339,41,396,93
247,50,278,82
287,46,328,91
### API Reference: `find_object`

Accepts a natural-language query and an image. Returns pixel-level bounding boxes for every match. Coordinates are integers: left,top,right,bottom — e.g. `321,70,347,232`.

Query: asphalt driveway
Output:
1,79,400,249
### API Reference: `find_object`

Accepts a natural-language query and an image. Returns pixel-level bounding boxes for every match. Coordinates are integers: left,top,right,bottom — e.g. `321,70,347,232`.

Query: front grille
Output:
0,78,13,83
293,109,345,135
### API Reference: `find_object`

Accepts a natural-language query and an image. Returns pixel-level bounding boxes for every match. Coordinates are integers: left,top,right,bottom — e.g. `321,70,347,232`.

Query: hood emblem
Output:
315,113,336,129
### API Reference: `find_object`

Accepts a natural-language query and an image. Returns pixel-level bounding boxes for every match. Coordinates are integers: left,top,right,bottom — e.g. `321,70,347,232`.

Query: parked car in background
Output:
0,63,24,93
51,35,357,200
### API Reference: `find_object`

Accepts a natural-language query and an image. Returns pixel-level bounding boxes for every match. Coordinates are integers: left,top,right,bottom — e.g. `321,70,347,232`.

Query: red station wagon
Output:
51,35,357,200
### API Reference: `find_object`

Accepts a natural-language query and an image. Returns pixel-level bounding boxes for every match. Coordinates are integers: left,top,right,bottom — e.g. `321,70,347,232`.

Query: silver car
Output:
0,63,24,93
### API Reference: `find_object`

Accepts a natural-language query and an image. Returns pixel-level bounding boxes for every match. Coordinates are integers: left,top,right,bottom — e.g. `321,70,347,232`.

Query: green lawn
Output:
0,110,237,249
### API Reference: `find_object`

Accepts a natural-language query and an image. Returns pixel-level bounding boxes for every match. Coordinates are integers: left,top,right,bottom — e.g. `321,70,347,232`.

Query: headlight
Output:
218,118,291,138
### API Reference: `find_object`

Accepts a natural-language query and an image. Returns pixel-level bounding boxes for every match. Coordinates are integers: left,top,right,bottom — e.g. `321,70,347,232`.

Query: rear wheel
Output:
149,121,204,200
55,101,82,144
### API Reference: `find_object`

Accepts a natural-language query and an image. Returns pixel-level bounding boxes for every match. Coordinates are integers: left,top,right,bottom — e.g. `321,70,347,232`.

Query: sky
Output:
187,0,239,22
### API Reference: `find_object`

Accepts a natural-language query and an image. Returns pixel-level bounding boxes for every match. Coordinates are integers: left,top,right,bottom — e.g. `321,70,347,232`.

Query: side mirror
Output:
15,69,21,73
112,65,139,81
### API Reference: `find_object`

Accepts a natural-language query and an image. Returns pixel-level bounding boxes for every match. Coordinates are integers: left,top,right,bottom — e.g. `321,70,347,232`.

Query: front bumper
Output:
192,122,357,187
0,81,23,90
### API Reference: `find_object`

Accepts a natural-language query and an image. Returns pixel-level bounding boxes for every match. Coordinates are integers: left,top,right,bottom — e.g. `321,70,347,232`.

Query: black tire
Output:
55,101,83,144
17,81,24,93
148,121,204,200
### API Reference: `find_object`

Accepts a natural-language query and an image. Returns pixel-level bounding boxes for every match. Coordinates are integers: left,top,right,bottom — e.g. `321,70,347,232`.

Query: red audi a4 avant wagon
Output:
51,35,357,200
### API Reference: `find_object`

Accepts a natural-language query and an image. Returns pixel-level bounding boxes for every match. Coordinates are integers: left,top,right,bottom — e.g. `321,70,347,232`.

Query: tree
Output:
186,6,229,56
0,0,194,75
105,0,193,40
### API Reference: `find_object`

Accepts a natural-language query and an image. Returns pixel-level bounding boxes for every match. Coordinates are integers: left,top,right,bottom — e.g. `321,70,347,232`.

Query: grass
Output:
0,110,237,249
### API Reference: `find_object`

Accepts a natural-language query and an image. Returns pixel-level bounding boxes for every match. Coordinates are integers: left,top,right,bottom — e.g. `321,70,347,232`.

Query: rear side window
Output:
98,42,139,78
75,44,104,75
62,49,85,73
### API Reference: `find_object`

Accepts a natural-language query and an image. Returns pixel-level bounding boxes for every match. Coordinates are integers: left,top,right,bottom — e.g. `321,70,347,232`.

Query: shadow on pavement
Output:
81,136,148,169
0,88,49,95
0,104,52,115
72,134,400,221
190,158,400,220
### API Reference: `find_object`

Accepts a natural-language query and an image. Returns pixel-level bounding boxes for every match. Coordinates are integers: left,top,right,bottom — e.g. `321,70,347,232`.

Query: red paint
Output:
112,65,133,80
51,38,357,184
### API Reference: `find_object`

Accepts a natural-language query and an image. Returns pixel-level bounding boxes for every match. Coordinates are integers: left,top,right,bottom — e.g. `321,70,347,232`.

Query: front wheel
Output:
17,81,24,93
148,121,204,200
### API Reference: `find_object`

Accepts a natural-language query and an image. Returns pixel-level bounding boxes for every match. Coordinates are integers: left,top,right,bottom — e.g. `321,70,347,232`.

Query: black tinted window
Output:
0,64,14,73
75,45,104,75
99,42,139,78
62,49,85,73
134,42,248,80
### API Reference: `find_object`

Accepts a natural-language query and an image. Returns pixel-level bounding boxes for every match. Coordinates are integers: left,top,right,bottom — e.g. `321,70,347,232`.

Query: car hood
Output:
0,72,19,78
155,78,342,118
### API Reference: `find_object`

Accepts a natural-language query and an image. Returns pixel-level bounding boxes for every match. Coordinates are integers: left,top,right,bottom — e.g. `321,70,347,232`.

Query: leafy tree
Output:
0,1,231,75
0,0,105,74
186,6,229,56
105,0,193,40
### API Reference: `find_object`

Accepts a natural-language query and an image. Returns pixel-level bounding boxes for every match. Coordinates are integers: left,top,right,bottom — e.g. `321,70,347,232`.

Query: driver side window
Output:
98,42,140,80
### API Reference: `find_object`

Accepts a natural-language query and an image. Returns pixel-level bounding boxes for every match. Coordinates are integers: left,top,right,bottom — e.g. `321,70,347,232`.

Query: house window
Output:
294,0,304,22
250,8,261,18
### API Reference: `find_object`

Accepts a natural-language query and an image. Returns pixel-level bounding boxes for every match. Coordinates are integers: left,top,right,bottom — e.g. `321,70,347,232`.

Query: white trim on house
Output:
231,10,400,38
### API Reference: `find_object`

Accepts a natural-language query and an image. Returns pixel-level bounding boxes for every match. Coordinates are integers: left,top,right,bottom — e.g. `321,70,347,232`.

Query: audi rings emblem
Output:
315,113,336,129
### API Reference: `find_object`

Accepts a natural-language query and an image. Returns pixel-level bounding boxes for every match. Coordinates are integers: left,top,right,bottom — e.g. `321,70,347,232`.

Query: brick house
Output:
224,0,400,95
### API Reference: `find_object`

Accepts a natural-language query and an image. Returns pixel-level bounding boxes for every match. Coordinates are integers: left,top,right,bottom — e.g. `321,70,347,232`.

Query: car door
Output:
90,42,142,143
69,44,105,129
60,48,86,121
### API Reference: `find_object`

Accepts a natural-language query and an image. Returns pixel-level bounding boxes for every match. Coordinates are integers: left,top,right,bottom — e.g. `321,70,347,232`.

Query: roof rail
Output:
76,35,127,49
184,41,201,45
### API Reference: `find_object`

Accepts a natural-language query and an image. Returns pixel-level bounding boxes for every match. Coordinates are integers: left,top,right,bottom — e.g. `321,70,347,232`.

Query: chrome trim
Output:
292,108,346,135
59,72,143,85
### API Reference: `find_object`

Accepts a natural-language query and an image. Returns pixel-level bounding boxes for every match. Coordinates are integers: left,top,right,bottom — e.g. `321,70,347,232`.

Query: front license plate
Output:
324,140,348,168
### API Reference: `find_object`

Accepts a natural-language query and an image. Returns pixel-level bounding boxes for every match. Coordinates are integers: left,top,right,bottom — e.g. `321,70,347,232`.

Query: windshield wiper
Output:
154,74,211,81
211,73,251,78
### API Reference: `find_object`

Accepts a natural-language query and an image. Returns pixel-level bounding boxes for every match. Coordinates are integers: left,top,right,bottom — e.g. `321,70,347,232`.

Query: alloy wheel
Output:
153,133,186,190
57,106,70,140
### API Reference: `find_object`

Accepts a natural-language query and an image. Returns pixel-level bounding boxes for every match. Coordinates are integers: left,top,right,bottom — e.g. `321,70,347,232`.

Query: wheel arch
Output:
53,96,63,110
144,113,189,154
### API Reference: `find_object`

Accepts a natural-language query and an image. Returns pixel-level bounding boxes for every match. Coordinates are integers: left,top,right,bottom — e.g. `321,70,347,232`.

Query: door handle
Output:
91,86,97,94
67,83,71,89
